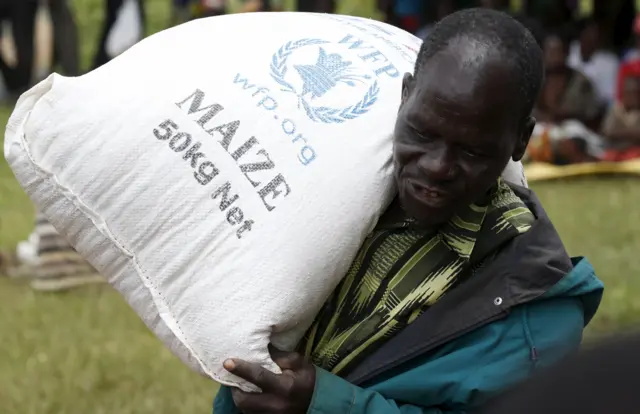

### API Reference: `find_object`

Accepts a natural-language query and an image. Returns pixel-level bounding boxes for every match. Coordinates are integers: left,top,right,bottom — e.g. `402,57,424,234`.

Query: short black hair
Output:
414,8,544,121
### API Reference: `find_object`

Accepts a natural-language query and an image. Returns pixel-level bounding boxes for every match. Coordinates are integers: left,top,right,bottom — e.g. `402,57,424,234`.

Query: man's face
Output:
579,24,599,59
622,77,640,111
393,44,531,226
544,36,567,71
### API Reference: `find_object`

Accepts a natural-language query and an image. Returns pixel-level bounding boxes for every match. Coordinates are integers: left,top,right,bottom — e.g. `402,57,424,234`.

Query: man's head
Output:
393,8,543,226
579,18,603,61
622,76,640,111
544,31,570,72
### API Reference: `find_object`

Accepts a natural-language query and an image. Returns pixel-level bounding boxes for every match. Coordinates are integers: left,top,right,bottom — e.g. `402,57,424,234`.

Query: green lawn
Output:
1,1,640,413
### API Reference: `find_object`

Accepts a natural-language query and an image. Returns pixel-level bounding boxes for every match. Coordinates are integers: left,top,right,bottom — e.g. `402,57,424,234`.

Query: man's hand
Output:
224,347,316,414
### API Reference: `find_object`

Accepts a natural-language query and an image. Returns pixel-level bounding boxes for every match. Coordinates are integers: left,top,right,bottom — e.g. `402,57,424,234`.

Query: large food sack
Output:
4,12,526,390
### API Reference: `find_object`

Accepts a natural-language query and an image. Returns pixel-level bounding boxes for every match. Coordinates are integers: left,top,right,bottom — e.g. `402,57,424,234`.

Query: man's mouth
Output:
408,180,452,207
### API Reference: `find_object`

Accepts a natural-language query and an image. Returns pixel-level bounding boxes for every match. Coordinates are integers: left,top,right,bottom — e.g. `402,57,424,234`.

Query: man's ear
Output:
512,115,535,162
400,72,415,110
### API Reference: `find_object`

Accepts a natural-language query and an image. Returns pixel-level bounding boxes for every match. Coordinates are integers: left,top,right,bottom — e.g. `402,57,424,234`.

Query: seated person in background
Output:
171,0,226,24
416,0,455,40
622,14,640,63
240,0,283,12
478,0,509,11
297,0,335,13
601,74,640,161
527,31,604,165
170,0,193,25
478,0,545,47
535,31,601,128
214,9,603,414
568,17,619,108
378,0,424,34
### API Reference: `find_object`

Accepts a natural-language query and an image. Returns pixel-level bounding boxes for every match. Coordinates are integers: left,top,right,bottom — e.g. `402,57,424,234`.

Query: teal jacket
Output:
214,187,604,413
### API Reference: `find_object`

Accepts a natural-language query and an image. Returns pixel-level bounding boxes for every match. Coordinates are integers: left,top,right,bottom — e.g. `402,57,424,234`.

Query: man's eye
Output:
407,125,435,142
418,133,434,142
463,149,485,158
414,129,435,142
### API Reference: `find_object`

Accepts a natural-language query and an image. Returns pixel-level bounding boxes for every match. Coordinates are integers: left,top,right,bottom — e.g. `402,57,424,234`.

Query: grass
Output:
1,0,640,413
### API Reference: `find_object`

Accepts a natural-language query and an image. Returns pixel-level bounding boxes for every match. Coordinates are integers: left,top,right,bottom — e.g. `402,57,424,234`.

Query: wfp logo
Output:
270,38,379,124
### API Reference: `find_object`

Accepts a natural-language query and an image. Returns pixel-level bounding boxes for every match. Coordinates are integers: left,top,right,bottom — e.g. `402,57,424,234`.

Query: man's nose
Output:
417,145,456,181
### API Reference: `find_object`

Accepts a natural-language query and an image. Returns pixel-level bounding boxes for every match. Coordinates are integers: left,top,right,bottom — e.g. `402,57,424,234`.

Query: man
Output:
568,17,619,107
170,0,227,25
93,0,145,70
478,0,507,9
536,30,600,127
214,9,604,413
297,0,334,13
416,0,456,40
239,0,283,13
377,0,424,34
622,14,640,63
478,0,545,46
48,0,80,77
0,0,37,97
529,30,603,164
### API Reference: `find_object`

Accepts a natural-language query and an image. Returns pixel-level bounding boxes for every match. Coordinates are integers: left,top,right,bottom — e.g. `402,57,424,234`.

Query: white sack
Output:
4,12,527,390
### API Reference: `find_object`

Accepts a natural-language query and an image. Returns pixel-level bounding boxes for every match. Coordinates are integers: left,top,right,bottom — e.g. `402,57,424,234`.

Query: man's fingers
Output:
230,388,281,413
269,345,304,371
224,359,284,393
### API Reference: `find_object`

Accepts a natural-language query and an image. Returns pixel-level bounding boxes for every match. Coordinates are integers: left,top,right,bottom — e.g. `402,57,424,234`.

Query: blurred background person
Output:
239,0,282,13
536,30,601,128
47,0,80,77
622,13,640,62
478,0,544,45
478,0,508,12
600,64,640,161
170,0,226,24
31,0,81,80
568,17,620,107
377,0,424,34
0,0,37,98
297,0,334,13
0,0,78,98
197,0,227,17
416,0,455,39
527,30,604,165
93,0,146,69
170,0,191,25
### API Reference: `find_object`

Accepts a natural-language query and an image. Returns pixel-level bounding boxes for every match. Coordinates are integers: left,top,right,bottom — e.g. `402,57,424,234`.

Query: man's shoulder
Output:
487,184,573,292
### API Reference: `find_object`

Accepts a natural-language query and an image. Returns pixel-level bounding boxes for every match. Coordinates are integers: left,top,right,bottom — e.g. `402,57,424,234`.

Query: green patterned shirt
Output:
304,180,535,376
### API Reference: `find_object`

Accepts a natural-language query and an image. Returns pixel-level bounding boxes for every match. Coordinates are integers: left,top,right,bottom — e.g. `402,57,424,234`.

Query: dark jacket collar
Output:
344,185,573,385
